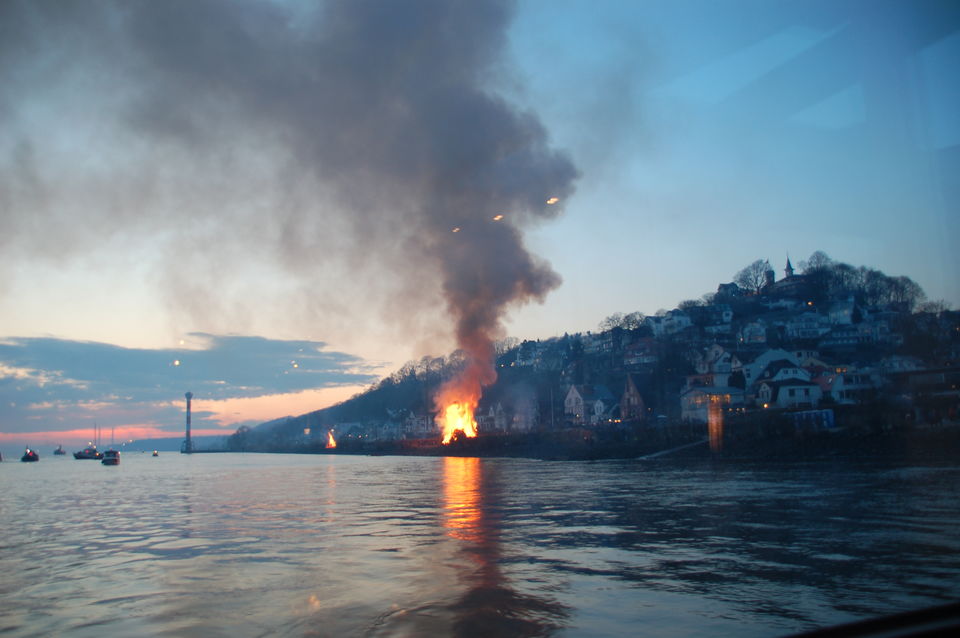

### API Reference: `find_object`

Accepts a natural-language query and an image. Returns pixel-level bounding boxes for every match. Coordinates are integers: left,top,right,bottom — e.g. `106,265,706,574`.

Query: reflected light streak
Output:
708,397,724,453
442,456,482,543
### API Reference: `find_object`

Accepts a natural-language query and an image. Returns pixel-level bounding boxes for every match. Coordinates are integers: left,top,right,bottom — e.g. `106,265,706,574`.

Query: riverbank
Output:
232,422,960,463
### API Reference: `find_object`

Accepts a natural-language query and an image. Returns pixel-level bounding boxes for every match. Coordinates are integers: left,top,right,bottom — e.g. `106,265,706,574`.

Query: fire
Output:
326,430,337,449
437,400,478,444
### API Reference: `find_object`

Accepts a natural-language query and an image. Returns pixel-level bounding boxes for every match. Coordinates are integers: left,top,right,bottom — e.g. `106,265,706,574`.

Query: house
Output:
755,359,811,384
756,379,822,409
582,332,614,355
619,375,646,421
694,344,735,375
565,384,617,425
624,338,659,368
645,310,692,337
785,312,831,340
477,403,507,432
511,400,539,432
740,348,801,386
813,369,876,404
403,413,434,438
879,355,925,374
828,298,858,325
680,386,745,423
819,320,897,349
739,320,768,344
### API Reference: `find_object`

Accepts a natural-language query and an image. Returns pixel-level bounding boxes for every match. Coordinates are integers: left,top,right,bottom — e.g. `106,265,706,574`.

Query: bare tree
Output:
598,312,625,332
733,259,770,295
800,250,833,274
622,311,645,330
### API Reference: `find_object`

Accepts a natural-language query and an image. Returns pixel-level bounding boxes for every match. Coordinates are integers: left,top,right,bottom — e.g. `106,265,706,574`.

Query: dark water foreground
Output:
1,454,958,637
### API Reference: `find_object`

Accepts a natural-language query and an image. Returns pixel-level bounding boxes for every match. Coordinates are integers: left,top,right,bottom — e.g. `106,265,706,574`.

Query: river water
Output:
1,452,958,637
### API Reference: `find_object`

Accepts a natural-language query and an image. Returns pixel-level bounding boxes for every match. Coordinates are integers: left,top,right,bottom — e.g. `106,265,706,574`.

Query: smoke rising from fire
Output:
1,1,577,375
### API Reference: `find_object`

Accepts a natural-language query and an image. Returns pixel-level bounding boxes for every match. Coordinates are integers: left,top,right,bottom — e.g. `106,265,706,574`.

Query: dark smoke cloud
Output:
1,1,578,372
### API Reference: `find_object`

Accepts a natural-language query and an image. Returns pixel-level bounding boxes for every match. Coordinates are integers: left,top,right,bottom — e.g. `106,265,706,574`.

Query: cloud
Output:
0,334,376,436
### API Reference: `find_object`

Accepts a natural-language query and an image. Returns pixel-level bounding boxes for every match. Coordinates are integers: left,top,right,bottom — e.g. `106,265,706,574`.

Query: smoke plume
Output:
1,1,578,400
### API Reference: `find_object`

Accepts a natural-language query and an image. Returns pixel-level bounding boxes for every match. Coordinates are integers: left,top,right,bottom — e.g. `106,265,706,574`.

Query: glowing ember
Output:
546,196,559,205
326,430,337,449
492,214,504,221
452,227,461,233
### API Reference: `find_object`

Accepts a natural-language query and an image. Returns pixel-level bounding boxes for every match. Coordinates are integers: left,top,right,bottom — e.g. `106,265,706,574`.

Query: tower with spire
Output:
785,255,794,279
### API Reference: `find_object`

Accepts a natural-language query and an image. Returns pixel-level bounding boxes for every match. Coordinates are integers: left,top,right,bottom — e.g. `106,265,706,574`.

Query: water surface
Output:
1,453,958,636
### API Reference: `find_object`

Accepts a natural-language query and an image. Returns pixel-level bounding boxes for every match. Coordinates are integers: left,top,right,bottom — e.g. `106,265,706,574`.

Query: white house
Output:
741,348,801,386
565,385,617,425
756,379,822,409
680,386,745,423
786,312,832,340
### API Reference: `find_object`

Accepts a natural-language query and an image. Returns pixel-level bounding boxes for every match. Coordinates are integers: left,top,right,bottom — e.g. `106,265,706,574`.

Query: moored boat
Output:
152,450,159,457
21,447,39,462
53,444,66,456
101,449,120,465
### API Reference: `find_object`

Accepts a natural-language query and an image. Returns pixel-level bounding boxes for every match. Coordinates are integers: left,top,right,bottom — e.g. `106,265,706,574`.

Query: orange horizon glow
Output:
0,425,231,446
196,385,364,427
1,385,368,447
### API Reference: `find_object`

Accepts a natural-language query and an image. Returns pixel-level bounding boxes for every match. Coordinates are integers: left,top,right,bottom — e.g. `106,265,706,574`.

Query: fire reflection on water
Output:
440,457,569,636
708,396,724,453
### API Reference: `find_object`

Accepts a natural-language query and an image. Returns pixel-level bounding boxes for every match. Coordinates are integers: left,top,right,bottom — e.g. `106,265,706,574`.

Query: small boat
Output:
73,446,103,460
53,444,66,456
101,449,120,466
21,447,39,462
152,450,159,457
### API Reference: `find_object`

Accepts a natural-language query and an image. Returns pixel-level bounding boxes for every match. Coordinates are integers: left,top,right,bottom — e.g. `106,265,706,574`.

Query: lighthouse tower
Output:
182,391,194,454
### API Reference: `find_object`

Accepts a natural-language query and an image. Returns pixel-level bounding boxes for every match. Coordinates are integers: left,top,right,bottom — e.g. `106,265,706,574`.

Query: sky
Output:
1,0,958,450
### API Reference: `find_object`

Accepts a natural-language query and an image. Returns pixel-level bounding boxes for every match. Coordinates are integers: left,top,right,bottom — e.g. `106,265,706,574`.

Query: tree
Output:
598,313,625,332
677,299,704,311
599,311,646,331
733,259,770,295
800,250,834,303
622,311,645,330
799,250,833,274
918,299,951,314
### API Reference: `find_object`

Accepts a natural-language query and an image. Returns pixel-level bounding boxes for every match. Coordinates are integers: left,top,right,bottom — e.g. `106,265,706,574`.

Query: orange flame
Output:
326,430,337,449
435,378,481,445
438,401,478,444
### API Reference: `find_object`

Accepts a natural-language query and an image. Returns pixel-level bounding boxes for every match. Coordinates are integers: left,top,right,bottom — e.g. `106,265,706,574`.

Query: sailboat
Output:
53,444,66,456
101,427,120,465
74,423,103,460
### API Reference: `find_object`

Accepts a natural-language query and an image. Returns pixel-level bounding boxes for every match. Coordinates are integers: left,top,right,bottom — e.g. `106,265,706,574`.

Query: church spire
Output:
785,255,794,278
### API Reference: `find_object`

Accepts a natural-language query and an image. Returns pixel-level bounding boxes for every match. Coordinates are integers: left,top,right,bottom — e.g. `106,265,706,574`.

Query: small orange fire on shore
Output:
326,430,337,449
